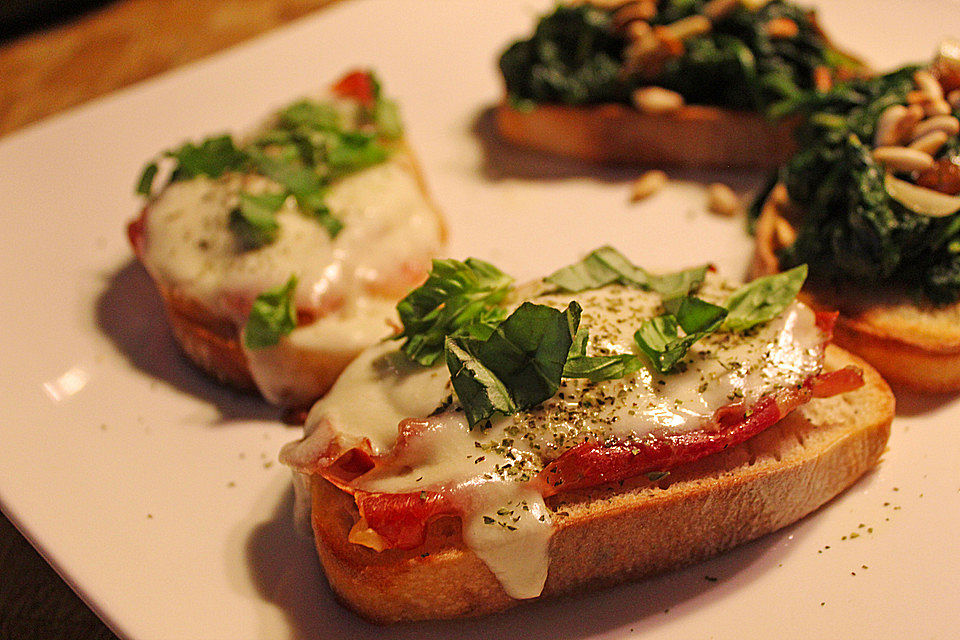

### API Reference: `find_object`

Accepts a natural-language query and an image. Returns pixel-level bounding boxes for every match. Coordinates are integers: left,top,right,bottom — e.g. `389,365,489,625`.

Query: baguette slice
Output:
495,101,797,167
754,184,960,392
309,345,893,623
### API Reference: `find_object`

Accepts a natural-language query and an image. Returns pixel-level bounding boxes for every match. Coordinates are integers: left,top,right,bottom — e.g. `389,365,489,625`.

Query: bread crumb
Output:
630,170,668,201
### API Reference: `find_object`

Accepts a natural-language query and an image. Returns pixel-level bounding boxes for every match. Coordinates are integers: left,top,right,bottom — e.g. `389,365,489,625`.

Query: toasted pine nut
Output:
872,146,936,173
813,66,832,92
630,170,668,201
707,183,742,217
948,89,960,109
925,99,953,116
874,105,910,146
703,0,740,21
584,0,633,9
625,20,652,41
912,114,960,140
909,130,950,155
774,217,797,248
766,17,799,39
914,69,945,101
613,0,657,28
632,86,685,114
665,15,712,41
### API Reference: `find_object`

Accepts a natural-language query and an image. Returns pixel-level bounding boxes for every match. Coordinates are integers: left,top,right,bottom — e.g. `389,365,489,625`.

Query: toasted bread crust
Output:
754,184,960,392
309,346,893,623
495,101,797,167
130,140,445,408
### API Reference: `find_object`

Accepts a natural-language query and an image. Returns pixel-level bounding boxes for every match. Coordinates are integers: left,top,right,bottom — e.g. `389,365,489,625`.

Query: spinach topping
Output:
498,1,843,115
396,249,806,426
135,71,400,243
762,67,960,304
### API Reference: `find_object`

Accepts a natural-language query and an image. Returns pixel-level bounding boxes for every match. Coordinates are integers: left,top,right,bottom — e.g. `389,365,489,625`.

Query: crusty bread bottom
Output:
309,346,893,623
495,101,797,167
753,185,960,392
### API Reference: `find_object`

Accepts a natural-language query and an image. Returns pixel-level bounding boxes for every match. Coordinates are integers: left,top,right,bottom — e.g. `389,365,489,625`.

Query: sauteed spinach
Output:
499,0,842,115
770,68,960,304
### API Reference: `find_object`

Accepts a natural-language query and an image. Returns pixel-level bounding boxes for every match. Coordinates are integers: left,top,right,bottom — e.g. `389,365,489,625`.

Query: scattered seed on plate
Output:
632,86,684,114
630,170,668,201
707,182,742,216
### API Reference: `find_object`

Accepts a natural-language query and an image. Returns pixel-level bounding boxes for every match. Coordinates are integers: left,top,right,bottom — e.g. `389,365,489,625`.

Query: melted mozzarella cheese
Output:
139,142,443,405
281,278,825,598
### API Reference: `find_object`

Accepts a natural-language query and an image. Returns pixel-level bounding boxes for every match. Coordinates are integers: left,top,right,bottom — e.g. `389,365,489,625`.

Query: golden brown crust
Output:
309,346,893,623
495,101,797,167
754,185,960,392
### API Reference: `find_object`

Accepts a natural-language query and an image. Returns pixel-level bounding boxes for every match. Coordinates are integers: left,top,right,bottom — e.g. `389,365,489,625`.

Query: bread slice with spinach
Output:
751,49,960,392
495,1,863,167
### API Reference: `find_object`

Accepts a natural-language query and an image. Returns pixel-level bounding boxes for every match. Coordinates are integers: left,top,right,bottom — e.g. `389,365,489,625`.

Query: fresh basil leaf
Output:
545,245,648,292
278,100,341,131
634,299,727,374
395,258,514,366
296,189,344,238
325,130,389,173
563,353,642,381
374,97,404,139
167,135,247,182
228,192,285,250
546,247,708,303
723,264,807,332
648,265,710,305
447,302,581,427
244,275,298,349
136,162,158,196
446,338,517,426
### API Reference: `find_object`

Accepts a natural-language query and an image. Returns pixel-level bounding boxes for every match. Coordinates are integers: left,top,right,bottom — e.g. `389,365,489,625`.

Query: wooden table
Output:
0,2,335,636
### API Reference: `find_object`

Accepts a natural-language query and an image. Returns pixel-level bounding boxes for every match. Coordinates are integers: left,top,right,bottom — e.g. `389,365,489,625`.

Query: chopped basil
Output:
244,275,298,349
166,135,248,182
136,162,158,196
723,265,807,332
545,246,708,302
634,297,728,374
394,258,514,366
228,192,285,250
446,302,581,427
562,325,642,381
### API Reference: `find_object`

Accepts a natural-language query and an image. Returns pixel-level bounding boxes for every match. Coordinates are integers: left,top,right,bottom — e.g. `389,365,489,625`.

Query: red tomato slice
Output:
332,70,377,109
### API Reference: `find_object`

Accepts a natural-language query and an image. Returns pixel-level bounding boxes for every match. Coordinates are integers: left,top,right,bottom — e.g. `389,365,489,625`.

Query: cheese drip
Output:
282,277,825,597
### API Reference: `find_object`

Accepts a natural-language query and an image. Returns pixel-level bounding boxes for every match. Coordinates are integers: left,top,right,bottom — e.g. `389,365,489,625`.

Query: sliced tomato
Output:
354,489,459,550
332,70,377,109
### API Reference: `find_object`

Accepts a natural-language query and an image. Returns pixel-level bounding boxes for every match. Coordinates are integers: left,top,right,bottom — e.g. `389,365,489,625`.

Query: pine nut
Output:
613,1,657,28
707,183,742,216
874,105,910,146
703,0,740,21
665,15,712,41
914,69,945,101
630,170,668,201
632,86,685,114
909,130,950,155
813,66,832,92
925,99,953,116
912,114,960,140
872,146,936,173
774,217,797,248
625,20,652,41
766,17,799,39
948,89,960,109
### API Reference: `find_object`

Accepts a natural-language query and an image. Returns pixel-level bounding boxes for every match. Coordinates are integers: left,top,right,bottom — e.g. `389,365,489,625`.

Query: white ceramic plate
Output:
1,1,958,638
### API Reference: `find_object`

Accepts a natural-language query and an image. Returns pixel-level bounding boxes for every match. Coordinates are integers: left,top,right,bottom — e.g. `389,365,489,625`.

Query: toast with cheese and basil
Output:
495,1,863,167
128,70,446,410
280,247,893,622
751,48,960,392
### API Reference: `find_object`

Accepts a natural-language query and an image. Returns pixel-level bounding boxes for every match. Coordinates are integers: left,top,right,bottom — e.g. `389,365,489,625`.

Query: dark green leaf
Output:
545,245,648,292
634,298,727,374
562,353,642,381
723,264,807,331
395,258,514,366
277,100,341,131
647,264,710,304
244,275,298,349
228,191,285,250
166,135,247,182
446,302,580,426
136,162,158,196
